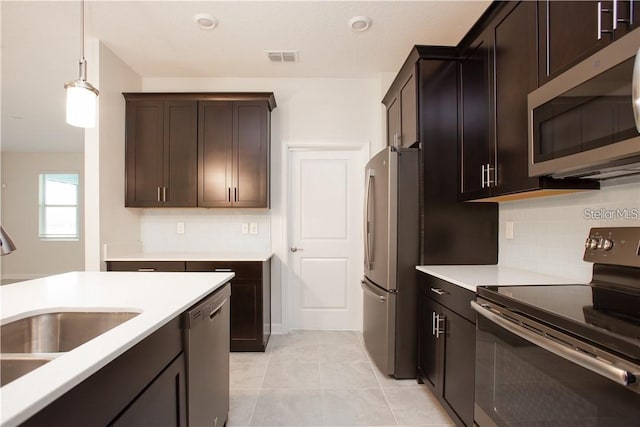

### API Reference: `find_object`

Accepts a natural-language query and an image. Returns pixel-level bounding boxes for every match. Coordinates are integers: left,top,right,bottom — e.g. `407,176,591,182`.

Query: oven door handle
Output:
471,301,639,388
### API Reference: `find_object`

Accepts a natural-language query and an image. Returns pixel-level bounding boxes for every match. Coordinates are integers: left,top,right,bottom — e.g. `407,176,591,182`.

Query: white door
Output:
288,148,364,330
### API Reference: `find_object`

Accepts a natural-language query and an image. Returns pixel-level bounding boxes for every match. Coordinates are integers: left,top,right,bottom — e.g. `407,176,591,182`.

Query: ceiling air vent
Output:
266,50,298,63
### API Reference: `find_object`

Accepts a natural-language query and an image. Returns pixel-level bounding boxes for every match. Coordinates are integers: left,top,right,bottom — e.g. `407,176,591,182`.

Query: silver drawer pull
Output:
214,268,233,272
137,268,156,272
430,288,448,296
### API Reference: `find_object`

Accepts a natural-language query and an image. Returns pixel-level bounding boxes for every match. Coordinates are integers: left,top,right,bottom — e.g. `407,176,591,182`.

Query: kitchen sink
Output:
1,311,140,353
0,355,55,387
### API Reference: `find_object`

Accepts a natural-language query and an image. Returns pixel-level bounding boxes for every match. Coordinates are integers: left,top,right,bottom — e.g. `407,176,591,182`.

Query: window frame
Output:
38,172,81,241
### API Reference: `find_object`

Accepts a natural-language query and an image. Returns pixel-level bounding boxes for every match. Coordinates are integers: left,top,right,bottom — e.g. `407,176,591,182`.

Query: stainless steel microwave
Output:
528,28,640,179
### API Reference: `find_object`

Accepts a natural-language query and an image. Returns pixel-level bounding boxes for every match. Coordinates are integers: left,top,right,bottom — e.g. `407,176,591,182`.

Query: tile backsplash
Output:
499,178,640,282
140,209,271,254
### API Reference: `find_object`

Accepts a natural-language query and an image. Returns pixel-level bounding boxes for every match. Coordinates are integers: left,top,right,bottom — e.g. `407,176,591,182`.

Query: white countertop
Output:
0,271,233,426
104,252,273,262
416,265,578,292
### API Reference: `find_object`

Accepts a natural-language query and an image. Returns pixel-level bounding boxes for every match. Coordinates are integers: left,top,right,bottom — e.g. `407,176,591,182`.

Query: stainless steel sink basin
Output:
1,311,139,353
1,355,55,387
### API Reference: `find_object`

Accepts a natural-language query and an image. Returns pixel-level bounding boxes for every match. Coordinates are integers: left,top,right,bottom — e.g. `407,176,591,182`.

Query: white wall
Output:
85,41,143,271
499,177,640,282
142,76,384,330
1,152,85,280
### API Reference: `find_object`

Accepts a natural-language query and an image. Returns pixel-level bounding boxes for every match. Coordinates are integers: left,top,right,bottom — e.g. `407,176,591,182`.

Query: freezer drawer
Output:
361,277,396,376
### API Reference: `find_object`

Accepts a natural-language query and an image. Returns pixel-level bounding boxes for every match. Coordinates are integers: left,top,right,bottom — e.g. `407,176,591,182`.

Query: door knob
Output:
290,247,304,252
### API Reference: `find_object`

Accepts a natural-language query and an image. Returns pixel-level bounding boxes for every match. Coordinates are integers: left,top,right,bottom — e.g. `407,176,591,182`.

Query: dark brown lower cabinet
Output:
186,260,271,352
22,317,186,427
111,354,187,427
106,259,271,352
417,272,476,427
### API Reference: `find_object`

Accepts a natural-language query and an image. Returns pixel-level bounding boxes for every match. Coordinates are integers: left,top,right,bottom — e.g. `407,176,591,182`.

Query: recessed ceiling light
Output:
194,13,218,30
348,16,372,32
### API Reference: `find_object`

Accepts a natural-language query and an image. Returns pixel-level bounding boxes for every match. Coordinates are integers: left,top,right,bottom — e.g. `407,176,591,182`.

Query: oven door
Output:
472,299,640,427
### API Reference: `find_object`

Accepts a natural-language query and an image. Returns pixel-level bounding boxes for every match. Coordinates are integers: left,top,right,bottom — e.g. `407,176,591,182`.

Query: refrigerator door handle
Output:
364,169,375,269
361,280,386,303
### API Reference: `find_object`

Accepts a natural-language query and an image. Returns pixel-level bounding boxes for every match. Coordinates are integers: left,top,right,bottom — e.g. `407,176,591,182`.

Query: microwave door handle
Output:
471,301,639,388
632,47,640,132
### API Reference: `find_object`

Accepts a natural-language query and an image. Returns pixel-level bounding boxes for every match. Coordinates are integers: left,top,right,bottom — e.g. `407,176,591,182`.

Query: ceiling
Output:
1,0,491,153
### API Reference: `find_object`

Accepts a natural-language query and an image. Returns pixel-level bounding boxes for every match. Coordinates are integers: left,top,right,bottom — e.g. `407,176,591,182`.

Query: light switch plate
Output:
241,223,249,234
505,221,514,240
249,222,258,234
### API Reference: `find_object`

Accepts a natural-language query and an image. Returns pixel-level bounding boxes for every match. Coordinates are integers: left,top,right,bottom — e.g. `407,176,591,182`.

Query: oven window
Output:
475,317,640,426
533,57,637,163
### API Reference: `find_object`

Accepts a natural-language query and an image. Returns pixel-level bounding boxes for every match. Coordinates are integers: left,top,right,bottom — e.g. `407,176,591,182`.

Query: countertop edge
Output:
104,252,273,262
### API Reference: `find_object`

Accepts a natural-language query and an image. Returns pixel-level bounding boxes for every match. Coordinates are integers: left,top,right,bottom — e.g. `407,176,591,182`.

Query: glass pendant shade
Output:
65,80,98,128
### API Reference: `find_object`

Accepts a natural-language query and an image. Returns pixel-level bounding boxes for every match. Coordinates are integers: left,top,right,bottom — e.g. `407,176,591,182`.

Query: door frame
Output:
281,141,369,333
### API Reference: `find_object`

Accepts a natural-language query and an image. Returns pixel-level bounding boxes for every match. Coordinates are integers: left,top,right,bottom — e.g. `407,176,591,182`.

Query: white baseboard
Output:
271,323,283,335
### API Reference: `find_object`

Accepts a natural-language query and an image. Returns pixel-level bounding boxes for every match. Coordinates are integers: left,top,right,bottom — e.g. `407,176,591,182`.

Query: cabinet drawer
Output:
417,272,475,323
185,261,262,279
107,261,186,272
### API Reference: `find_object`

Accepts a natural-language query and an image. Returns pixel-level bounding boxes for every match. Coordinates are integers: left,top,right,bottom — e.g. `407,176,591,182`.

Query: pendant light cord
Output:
79,0,86,81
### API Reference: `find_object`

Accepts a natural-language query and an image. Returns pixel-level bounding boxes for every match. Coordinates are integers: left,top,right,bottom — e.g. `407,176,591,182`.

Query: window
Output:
39,173,80,240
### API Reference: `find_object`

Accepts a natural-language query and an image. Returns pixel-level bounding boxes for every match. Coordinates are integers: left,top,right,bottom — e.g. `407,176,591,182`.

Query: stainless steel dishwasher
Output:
183,282,231,427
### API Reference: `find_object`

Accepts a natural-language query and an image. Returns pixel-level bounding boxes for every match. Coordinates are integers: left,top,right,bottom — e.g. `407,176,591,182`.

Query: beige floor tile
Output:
315,331,361,345
230,361,268,390
228,389,260,427
322,388,397,426
250,389,323,426
318,343,369,363
262,361,321,389
383,387,455,426
270,343,319,363
319,360,379,389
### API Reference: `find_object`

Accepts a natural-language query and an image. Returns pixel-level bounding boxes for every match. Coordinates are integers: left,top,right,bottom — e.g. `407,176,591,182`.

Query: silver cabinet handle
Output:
137,268,156,272
471,301,640,388
228,187,231,203
487,163,495,187
435,313,445,338
213,268,232,272
633,47,640,132
613,0,618,30
598,1,604,39
481,164,486,188
361,280,386,303
234,187,238,202
432,312,437,336
430,287,448,296
290,247,304,252
157,187,161,202
162,186,167,202
598,1,615,39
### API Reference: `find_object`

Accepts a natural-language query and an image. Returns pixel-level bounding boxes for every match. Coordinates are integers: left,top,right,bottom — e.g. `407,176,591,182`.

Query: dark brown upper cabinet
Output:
123,93,275,209
538,0,640,85
383,69,418,148
199,101,271,208
459,1,598,202
124,98,198,207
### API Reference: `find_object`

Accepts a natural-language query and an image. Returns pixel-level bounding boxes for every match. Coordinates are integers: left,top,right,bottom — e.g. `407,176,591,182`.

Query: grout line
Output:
244,347,272,426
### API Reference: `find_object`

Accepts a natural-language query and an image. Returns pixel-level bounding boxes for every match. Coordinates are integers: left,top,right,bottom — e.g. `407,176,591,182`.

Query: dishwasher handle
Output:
183,283,231,329
209,298,228,320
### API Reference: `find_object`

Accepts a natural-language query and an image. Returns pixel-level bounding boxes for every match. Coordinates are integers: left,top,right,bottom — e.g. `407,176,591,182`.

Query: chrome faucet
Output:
0,225,17,255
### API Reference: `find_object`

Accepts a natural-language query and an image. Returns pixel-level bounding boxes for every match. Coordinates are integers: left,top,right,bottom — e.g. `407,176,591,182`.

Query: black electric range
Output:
473,227,640,427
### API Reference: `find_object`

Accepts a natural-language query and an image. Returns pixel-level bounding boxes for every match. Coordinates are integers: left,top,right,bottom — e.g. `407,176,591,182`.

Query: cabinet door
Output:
459,31,493,200
400,72,418,148
164,101,198,207
494,1,540,195
442,306,475,427
418,291,442,393
229,279,261,351
111,354,187,427
233,102,270,208
198,101,233,207
538,1,613,85
386,95,401,147
125,100,165,207
615,0,640,37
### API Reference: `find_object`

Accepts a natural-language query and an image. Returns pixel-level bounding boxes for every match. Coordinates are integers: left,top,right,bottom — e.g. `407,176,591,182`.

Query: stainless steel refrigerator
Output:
362,146,420,379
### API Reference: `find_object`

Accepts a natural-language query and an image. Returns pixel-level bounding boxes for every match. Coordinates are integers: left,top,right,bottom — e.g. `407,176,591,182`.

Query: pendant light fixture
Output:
65,0,98,128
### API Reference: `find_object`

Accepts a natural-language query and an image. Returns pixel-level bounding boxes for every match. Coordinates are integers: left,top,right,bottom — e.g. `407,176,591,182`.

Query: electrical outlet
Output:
249,222,258,234
505,221,514,240
176,222,185,235
241,223,249,234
